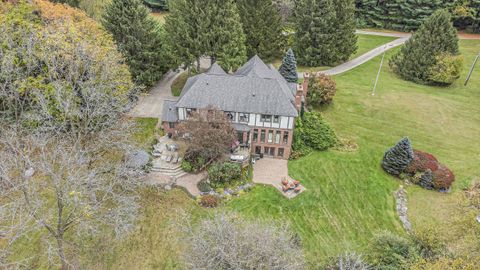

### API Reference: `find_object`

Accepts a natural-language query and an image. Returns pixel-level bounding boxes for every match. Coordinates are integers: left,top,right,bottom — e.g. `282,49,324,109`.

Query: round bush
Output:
197,180,212,193
307,73,337,106
199,195,220,208
208,162,242,188
432,165,455,190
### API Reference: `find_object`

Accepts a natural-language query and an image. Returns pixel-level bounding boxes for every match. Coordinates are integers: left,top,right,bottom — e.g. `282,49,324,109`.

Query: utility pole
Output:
465,50,480,86
372,45,388,96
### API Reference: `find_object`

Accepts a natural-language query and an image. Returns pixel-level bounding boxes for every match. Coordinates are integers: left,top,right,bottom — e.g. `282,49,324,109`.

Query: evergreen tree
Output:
204,0,247,71
103,0,169,87
334,0,357,62
293,0,337,66
279,48,298,83
382,137,414,176
389,10,459,84
236,0,283,61
164,0,204,71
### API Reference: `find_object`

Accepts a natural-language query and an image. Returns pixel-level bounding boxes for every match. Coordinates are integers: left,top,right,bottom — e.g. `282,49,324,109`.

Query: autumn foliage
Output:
405,150,455,190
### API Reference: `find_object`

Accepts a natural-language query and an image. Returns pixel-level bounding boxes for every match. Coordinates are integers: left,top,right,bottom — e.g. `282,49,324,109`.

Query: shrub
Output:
367,231,419,270
411,227,446,260
405,150,439,174
382,138,414,176
404,149,455,190
307,73,337,106
208,162,242,188
197,180,212,193
409,257,476,270
199,195,220,208
428,53,463,85
184,147,208,172
432,164,455,190
294,111,337,151
181,160,194,173
183,212,305,269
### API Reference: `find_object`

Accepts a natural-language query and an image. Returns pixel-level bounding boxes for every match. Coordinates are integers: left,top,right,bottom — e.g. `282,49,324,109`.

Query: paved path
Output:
176,172,206,197
320,37,409,76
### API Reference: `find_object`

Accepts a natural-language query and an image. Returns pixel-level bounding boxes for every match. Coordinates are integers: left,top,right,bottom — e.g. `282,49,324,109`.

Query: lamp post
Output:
465,50,480,86
372,44,389,96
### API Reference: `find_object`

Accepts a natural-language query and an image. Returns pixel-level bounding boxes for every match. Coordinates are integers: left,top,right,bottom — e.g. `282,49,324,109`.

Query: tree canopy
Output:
103,0,169,87
389,10,460,85
0,0,134,134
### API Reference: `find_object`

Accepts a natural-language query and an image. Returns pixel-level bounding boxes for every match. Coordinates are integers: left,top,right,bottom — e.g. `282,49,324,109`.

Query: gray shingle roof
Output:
176,56,298,117
161,100,179,122
206,63,227,75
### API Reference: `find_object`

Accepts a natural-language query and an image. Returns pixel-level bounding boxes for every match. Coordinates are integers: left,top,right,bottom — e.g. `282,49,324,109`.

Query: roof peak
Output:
206,62,227,75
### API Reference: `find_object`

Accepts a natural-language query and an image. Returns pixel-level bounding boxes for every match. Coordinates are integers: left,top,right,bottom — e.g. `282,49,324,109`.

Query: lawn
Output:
171,72,190,97
272,34,397,73
228,39,480,266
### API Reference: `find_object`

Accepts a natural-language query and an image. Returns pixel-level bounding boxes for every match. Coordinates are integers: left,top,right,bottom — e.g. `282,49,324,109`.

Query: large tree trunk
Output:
56,236,69,270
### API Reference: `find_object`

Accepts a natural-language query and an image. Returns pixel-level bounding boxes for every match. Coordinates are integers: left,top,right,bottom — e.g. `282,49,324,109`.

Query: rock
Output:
125,150,150,169
164,185,172,191
24,167,35,178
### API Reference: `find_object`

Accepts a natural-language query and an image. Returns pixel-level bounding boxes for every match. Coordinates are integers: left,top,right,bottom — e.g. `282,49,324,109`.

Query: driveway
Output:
128,70,180,119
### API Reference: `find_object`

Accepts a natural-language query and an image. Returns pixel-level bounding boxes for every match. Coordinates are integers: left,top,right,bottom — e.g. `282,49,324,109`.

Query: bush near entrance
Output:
307,73,337,107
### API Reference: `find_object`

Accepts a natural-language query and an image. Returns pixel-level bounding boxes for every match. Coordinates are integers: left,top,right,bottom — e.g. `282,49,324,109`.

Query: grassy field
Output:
228,39,480,266
171,72,190,97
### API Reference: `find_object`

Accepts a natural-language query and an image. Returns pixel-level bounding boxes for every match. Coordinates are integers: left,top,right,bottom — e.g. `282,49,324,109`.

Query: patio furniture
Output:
166,155,173,163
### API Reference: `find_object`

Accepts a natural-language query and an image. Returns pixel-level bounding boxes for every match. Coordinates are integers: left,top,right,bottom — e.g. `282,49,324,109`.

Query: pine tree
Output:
164,0,204,71
279,48,298,83
204,0,247,71
293,0,337,66
334,0,357,62
236,0,283,61
389,10,459,84
382,137,414,176
103,0,169,87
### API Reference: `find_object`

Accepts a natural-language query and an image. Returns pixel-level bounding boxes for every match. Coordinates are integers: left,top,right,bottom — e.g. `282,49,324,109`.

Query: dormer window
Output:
273,115,280,123
261,114,272,123
238,113,249,123
225,111,235,121
186,108,196,118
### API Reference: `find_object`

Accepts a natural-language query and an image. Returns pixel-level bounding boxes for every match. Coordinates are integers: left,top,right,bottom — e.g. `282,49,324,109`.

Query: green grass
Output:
132,117,160,150
92,188,205,270
171,72,190,97
229,39,480,266
272,34,397,73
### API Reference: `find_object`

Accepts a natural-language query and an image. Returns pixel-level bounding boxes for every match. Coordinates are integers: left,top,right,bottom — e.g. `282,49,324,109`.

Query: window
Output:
186,108,196,118
260,130,266,143
261,114,272,123
225,111,235,121
238,113,249,123
278,148,284,157
169,122,175,129
283,131,289,144
275,131,281,144
268,130,273,143
253,129,259,143
273,115,280,123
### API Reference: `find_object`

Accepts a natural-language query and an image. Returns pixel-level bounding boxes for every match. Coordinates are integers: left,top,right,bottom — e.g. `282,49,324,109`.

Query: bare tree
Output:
183,212,306,270
0,127,141,269
325,253,371,270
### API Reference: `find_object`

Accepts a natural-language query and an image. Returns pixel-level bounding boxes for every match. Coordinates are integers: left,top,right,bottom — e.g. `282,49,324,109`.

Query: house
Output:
161,55,309,159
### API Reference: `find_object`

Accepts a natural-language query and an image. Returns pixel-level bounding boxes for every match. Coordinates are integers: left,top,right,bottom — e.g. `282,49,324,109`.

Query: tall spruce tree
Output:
382,137,414,176
164,0,204,71
389,9,459,84
103,0,169,87
236,0,283,61
204,0,247,71
279,48,298,83
334,0,357,62
293,0,337,66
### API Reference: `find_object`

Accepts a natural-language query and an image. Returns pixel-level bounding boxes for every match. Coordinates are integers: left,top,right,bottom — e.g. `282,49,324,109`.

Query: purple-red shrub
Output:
405,149,455,190
432,165,455,190
405,150,439,174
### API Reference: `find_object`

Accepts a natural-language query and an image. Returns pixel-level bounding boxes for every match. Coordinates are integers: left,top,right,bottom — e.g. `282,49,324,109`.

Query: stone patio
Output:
253,158,306,199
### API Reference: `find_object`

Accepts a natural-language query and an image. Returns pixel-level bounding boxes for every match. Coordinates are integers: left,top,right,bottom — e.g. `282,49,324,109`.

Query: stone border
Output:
394,186,412,232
